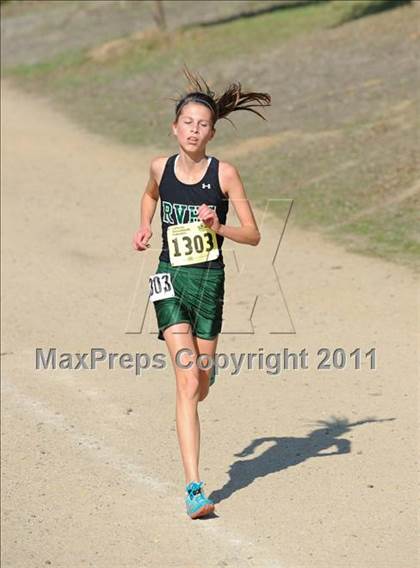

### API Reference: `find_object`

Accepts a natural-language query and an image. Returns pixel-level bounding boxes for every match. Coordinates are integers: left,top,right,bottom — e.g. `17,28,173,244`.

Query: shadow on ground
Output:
336,0,413,25
182,0,328,30
209,416,395,505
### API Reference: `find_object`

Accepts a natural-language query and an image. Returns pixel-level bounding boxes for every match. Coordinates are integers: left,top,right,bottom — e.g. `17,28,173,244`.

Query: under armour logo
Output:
202,183,211,189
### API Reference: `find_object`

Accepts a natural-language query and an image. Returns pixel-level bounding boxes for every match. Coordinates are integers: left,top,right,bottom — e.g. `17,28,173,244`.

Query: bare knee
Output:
175,369,201,400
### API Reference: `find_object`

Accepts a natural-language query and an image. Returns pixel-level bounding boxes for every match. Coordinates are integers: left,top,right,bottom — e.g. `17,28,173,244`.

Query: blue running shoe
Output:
185,481,215,519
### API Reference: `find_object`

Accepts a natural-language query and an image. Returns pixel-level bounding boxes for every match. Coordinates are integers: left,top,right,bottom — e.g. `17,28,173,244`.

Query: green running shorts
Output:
153,260,225,341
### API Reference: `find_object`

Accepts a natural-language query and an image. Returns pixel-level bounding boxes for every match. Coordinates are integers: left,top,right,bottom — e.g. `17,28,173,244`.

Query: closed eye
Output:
183,120,208,126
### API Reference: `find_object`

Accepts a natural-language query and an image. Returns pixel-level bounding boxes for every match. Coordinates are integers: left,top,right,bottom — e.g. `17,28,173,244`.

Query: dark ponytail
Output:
171,65,271,128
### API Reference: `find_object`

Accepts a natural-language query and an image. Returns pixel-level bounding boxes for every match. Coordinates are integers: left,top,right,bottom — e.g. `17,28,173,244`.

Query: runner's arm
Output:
132,158,160,251
140,159,160,226
216,162,260,246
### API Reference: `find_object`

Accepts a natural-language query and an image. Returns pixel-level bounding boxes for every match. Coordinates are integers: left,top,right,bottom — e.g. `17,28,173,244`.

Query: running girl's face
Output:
172,102,215,153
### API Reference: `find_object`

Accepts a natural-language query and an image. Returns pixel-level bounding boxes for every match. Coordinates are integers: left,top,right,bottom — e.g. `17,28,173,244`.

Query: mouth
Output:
187,138,199,144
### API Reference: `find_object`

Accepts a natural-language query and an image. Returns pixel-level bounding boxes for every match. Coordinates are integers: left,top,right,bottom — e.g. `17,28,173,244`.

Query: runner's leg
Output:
192,335,219,402
163,322,202,485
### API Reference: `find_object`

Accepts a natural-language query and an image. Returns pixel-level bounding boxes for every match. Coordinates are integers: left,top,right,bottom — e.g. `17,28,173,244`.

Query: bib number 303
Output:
149,273,175,303
168,221,219,267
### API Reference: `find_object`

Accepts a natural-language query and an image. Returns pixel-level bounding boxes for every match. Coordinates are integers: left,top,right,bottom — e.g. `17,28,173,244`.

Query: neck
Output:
177,148,208,171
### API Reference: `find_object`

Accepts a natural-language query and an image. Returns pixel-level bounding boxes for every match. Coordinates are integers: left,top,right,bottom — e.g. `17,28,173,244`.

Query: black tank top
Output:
158,153,229,269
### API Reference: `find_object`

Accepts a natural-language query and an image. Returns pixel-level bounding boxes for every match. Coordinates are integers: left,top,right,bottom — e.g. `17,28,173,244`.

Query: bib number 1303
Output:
168,222,219,266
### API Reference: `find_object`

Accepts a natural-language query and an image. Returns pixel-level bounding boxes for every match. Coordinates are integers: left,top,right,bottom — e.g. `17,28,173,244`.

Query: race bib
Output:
168,222,219,267
149,272,175,302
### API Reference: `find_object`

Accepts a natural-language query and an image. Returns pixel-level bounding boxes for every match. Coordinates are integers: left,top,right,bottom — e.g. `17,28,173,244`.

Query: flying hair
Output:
170,65,271,129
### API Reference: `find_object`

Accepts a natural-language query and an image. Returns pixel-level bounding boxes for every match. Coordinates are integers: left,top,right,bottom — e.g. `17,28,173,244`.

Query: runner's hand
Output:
198,204,220,232
132,226,152,251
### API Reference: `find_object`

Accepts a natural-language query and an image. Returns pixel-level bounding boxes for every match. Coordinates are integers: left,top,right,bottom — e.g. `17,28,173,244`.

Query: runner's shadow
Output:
208,416,395,504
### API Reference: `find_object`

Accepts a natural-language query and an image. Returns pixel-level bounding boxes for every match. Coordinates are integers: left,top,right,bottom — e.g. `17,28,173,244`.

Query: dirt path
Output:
1,80,418,568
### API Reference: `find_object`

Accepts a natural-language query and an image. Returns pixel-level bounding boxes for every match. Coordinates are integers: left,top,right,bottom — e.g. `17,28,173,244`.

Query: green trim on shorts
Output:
157,260,224,274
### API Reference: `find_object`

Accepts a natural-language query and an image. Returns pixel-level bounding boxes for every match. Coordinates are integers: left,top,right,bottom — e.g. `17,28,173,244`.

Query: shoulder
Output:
150,155,172,186
218,160,239,177
218,160,242,196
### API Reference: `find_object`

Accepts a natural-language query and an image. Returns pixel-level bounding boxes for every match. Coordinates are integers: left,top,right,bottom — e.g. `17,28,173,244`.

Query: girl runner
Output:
132,67,271,519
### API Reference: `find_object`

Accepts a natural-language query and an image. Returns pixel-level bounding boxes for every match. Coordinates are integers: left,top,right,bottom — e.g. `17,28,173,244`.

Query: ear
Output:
172,122,177,137
209,127,216,141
